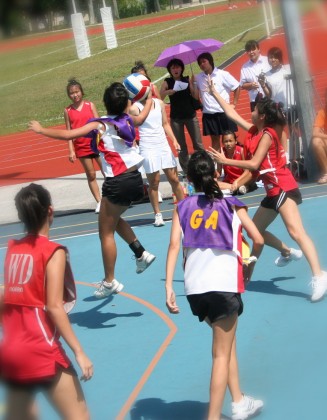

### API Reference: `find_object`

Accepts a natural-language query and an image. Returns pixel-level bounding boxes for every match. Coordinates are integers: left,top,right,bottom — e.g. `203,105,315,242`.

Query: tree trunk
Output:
154,0,161,12
111,0,119,19
88,0,96,24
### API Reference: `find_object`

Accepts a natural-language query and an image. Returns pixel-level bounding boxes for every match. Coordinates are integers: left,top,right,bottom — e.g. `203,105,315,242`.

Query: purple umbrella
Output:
154,38,224,67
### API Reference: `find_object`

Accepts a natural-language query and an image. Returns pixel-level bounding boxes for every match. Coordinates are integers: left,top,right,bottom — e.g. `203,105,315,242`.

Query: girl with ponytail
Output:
207,77,327,302
166,150,264,420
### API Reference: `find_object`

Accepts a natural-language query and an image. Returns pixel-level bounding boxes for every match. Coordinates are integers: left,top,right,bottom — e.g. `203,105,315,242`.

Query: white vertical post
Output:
100,7,118,50
71,13,91,59
267,0,276,30
261,0,271,38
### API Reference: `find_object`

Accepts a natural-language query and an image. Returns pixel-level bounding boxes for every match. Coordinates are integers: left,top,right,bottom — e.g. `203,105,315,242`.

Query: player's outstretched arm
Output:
28,120,100,141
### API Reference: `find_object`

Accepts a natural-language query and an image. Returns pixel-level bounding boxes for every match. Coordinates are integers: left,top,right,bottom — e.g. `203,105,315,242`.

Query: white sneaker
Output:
158,190,163,203
231,395,264,420
238,185,248,195
310,271,327,302
94,279,124,299
136,251,156,274
275,248,303,267
95,202,101,214
154,213,165,227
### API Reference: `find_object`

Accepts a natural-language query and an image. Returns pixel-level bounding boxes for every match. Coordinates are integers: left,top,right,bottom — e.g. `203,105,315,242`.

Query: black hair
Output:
66,78,84,96
131,61,151,81
245,40,259,52
103,82,129,115
166,58,185,75
15,183,51,234
255,95,286,127
222,130,237,141
197,52,215,70
267,46,283,63
187,150,223,200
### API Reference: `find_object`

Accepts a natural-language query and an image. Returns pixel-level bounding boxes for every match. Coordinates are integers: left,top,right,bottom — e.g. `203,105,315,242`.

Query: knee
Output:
169,177,180,189
287,226,302,242
148,180,159,190
86,172,96,182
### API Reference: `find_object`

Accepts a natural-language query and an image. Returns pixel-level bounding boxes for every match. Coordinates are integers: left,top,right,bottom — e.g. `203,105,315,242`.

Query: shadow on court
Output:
68,296,144,329
130,398,210,420
246,276,310,300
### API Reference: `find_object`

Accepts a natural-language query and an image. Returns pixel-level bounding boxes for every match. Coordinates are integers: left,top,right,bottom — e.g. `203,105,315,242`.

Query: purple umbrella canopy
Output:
154,38,224,67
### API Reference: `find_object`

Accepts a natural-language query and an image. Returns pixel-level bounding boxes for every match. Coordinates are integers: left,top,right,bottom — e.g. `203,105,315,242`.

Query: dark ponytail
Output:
15,183,51,233
256,97,286,127
187,150,223,200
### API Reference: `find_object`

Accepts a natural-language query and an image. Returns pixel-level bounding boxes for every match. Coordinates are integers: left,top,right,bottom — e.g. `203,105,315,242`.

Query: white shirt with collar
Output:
240,55,270,102
196,67,239,114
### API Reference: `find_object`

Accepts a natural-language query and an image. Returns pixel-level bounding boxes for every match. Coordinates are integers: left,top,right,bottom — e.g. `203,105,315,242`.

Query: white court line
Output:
1,194,326,250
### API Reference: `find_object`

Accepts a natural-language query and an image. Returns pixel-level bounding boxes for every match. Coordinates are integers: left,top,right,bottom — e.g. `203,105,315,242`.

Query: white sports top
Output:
135,99,168,151
98,119,144,177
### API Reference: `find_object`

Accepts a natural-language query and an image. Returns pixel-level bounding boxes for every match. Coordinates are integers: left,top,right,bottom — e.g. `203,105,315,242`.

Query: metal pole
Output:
280,0,316,180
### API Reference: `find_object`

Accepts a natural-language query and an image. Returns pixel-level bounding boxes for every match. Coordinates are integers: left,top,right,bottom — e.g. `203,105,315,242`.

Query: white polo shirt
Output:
265,64,295,107
196,67,239,114
240,55,270,102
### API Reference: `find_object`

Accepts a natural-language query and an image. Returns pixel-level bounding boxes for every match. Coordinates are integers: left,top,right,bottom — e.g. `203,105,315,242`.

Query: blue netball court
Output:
1,183,327,420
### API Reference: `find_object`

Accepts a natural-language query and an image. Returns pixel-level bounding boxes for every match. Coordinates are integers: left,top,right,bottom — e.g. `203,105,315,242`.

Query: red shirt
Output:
223,145,244,184
1,235,75,382
66,101,97,158
244,126,298,197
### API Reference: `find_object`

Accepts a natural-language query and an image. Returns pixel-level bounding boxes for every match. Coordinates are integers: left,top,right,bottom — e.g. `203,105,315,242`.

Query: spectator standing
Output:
258,47,296,152
160,58,203,175
259,47,295,108
192,52,240,150
240,40,270,111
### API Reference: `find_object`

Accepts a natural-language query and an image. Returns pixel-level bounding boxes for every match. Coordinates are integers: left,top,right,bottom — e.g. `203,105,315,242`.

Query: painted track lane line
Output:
76,280,178,420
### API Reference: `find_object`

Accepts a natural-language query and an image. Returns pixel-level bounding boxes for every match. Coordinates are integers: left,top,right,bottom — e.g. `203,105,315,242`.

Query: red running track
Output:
0,3,326,187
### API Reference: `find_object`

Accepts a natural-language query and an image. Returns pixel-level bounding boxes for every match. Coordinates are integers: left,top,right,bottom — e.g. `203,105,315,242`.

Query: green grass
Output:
0,0,286,135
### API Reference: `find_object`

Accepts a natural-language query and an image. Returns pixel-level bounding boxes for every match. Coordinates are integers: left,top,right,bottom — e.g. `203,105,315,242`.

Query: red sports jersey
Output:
1,235,75,382
244,126,297,197
66,101,97,158
223,145,244,184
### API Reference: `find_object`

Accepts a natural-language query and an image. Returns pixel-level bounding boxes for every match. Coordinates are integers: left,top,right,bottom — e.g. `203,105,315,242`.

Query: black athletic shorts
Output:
102,169,144,206
3,364,77,392
187,291,243,323
202,112,238,136
261,188,302,213
80,153,100,159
